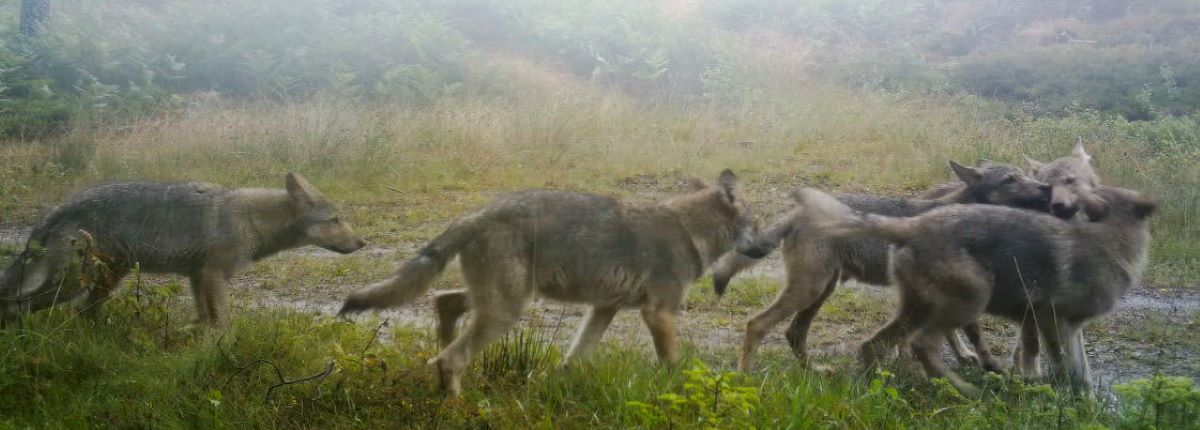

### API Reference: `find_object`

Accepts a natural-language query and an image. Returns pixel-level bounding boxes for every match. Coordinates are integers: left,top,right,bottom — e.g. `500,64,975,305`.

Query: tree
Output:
20,0,50,38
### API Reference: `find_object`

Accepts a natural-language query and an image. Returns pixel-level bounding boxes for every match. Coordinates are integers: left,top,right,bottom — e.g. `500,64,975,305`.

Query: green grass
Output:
1,81,1196,285
0,290,1161,429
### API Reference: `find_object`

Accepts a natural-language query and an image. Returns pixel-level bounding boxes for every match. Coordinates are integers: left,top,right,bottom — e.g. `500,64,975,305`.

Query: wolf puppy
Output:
1011,141,1104,376
0,173,365,326
797,185,1155,396
340,170,758,396
721,160,1050,371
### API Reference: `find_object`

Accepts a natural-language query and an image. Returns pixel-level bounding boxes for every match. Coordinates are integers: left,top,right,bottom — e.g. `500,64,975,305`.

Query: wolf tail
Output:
715,211,797,295
338,213,485,316
793,188,916,244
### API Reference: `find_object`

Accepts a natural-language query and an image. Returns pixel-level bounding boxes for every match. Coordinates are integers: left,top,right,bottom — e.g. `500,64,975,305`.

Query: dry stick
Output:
358,317,391,371
1013,257,1043,376
217,334,336,403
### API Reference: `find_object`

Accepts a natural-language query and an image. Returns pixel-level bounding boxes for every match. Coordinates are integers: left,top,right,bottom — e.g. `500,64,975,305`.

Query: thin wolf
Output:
719,160,1051,372
0,173,365,326
796,184,1155,396
339,170,759,396
1009,140,1104,377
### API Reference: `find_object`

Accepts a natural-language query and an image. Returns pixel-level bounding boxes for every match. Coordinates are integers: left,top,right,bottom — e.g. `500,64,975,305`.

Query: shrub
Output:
1114,375,1200,429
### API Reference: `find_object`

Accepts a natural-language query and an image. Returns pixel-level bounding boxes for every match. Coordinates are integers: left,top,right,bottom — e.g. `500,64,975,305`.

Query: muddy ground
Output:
2,222,1196,398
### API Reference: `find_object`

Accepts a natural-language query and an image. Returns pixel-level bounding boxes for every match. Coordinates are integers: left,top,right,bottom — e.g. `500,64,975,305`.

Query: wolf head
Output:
718,170,760,259
950,159,1052,210
675,170,759,296
285,173,366,254
1024,141,1101,219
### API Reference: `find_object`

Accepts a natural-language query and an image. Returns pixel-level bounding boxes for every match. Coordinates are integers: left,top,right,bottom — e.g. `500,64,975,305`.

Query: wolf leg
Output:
432,293,525,396
946,330,980,365
783,275,839,364
565,305,620,363
193,269,231,327
1013,320,1041,378
1062,323,1092,394
433,289,470,349
912,327,979,397
860,293,929,370
1036,316,1068,385
961,323,1004,372
431,253,530,396
741,269,836,371
641,306,680,365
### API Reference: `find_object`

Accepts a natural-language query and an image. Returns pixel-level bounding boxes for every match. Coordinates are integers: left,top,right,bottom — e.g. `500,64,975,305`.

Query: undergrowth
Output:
0,284,1191,428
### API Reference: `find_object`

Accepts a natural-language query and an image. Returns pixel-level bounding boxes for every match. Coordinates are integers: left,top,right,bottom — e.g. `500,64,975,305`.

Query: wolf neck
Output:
664,193,733,271
936,185,983,204
235,189,307,261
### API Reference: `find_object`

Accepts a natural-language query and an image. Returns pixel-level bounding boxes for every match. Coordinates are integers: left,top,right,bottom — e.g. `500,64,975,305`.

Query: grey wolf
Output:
0,173,365,326
718,160,1051,371
339,170,758,396
1010,141,1104,376
796,184,1155,395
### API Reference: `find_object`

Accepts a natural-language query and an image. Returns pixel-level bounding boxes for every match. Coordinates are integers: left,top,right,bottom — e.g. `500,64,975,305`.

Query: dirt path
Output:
2,225,1197,393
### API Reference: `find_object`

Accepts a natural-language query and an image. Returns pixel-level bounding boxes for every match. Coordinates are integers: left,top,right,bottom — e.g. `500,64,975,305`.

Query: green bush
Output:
958,45,1200,119
1114,375,1200,429
444,0,718,97
0,0,479,137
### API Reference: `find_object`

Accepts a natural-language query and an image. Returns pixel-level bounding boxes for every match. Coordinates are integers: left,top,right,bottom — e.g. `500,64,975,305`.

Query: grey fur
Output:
717,160,1051,371
339,170,758,396
0,173,364,326
1011,142,1105,376
1025,141,1101,219
798,185,1155,396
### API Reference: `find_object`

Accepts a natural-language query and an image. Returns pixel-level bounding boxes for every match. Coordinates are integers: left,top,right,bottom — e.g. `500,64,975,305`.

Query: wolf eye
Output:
1002,175,1017,184
1065,177,1076,185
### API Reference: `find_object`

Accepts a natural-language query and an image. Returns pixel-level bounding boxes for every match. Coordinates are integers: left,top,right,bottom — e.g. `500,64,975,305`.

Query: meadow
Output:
2,0,1199,427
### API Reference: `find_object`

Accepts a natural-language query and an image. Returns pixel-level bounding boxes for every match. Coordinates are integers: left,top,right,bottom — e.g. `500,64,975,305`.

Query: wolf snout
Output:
1051,202,1079,219
330,238,367,254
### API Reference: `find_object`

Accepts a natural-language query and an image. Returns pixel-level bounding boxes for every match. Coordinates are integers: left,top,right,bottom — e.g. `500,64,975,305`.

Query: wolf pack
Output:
0,142,1157,399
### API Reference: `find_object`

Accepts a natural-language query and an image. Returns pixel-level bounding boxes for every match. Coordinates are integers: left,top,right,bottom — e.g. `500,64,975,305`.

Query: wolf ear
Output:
1073,139,1092,163
1023,154,1045,174
949,161,982,186
717,169,739,203
286,172,319,207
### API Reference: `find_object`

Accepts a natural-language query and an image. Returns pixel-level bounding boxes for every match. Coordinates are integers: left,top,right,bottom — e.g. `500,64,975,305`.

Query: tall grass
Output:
1,60,1196,282
0,291,1142,428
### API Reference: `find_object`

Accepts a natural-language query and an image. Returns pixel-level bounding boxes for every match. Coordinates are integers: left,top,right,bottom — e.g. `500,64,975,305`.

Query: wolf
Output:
0,173,365,326
339,170,758,396
1009,141,1104,376
795,184,1155,395
718,160,1051,371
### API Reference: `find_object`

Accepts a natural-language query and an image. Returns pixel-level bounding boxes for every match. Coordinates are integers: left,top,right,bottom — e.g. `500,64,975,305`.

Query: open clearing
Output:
4,187,1196,397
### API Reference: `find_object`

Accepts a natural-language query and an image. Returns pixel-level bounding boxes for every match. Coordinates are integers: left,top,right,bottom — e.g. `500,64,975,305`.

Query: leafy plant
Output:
627,360,760,429
1114,374,1200,429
